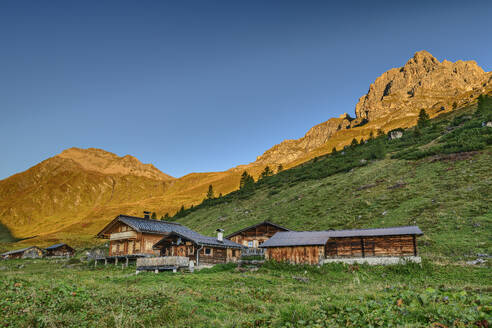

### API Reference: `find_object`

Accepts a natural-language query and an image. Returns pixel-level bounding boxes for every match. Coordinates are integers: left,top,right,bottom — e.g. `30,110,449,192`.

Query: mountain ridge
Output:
1,50,491,247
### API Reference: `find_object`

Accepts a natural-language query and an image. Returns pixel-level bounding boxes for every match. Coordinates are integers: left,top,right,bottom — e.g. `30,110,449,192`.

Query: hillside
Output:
174,99,492,261
0,51,491,248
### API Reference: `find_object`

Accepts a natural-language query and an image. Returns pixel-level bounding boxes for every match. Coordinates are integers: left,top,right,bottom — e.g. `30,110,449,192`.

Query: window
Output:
188,247,194,255
247,241,253,248
204,248,212,255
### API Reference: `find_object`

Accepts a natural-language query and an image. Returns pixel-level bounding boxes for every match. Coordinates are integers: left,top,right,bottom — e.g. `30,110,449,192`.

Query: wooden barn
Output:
153,230,244,266
45,243,75,257
96,214,200,257
226,221,291,249
1,246,45,260
260,226,423,265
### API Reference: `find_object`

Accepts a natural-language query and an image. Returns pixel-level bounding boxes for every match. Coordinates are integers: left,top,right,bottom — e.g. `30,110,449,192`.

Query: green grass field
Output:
0,259,490,327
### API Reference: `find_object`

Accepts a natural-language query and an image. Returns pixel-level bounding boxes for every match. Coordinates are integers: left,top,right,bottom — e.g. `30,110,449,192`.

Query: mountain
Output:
0,51,491,247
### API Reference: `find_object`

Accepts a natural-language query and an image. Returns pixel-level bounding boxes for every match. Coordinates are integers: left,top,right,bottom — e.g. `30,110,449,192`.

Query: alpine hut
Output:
225,221,291,249
260,226,423,265
45,243,75,257
153,229,244,265
1,246,45,260
96,214,199,257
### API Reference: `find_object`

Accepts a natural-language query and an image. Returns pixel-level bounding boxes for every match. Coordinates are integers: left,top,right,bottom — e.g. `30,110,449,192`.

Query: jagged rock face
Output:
355,50,492,121
255,116,352,164
57,148,174,181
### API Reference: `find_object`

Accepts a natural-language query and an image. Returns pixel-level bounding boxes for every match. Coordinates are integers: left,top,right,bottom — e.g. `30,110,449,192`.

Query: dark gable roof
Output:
96,214,196,237
260,226,423,248
154,230,245,249
1,246,44,256
225,221,291,238
45,243,73,250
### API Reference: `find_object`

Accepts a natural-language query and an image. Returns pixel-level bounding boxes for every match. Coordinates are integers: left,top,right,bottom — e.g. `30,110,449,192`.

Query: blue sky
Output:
1,0,491,179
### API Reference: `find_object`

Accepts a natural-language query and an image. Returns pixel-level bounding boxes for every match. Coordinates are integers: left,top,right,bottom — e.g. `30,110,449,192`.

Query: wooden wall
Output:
325,236,416,258
229,223,287,248
108,221,163,256
46,245,74,257
265,246,324,265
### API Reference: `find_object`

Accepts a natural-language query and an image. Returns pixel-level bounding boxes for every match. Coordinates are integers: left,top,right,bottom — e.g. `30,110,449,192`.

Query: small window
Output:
247,241,253,248
204,248,212,255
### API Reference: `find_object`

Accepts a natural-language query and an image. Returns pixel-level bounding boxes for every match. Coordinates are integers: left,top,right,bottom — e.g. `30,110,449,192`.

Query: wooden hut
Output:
1,246,45,260
225,221,291,249
96,214,200,257
260,226,423,265
153,230,244,266
45,243,75,257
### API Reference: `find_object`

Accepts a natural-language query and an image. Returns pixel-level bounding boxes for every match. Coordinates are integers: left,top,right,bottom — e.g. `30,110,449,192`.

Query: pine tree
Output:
218,193,223,198
239,171,255,191
260,166,273,179
477,95,485,115
417,109,430,128
206,184,214,199
351,138,358,147
369,131,374,140
161,213,170,220
359,138,364,145
277,164,283,172
332,147,337,154
176,205,185,217
151,212,157,220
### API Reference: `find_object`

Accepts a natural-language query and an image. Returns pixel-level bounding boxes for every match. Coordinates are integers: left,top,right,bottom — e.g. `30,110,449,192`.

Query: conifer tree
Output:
151,212,157,220
239,171,255,191
369,131,374,140
277,164,283,172
260,166,273,179
332,147,337,154
206,184,214,199
351,138,358,147
417,109,430,128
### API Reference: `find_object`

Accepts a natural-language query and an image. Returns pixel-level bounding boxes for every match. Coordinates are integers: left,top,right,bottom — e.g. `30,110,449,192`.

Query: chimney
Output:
216,229,224,242
143,211,151,219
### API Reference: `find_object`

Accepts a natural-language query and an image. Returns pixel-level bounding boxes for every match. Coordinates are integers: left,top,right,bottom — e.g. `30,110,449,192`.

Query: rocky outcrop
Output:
355,50,492,121
255,114,353,164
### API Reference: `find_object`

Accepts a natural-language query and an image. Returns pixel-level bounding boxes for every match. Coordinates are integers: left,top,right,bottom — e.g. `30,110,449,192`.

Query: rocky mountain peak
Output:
355,51,491,121
56,147,173,180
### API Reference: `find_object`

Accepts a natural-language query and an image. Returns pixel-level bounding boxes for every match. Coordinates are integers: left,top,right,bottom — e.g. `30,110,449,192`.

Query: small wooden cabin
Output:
226,221,290,248
1,246,45,260
96,215,199,257
153,231,244,265
260,226,423,265
45,243,75,257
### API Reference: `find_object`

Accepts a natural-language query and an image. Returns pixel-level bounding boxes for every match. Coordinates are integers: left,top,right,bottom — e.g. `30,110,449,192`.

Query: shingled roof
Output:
154,230,245,249
96,214,197,237
260,226,423,247
45,243,74,251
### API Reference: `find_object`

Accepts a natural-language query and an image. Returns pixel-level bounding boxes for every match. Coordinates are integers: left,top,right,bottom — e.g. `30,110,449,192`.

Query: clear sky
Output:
1,0,491,179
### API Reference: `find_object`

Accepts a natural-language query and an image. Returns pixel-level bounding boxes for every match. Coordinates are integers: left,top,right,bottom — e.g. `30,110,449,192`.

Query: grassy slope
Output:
175,102,492,261
0,259,490,327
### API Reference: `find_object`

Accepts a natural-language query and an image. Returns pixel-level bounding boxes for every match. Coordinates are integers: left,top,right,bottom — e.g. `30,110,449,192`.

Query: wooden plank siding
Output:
108,221,163,256
265,246,324,265
265,235,418,265
325,236,416,258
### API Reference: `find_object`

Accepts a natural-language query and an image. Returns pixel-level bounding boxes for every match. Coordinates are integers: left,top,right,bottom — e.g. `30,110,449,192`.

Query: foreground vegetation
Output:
0,258,490,327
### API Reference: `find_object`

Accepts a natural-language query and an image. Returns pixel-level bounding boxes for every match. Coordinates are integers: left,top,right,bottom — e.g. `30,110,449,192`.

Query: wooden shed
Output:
153,230,244,266
96,214,201,257
260,226,423,265
45,243,75,257
226,221,291,249
1,246,45,260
